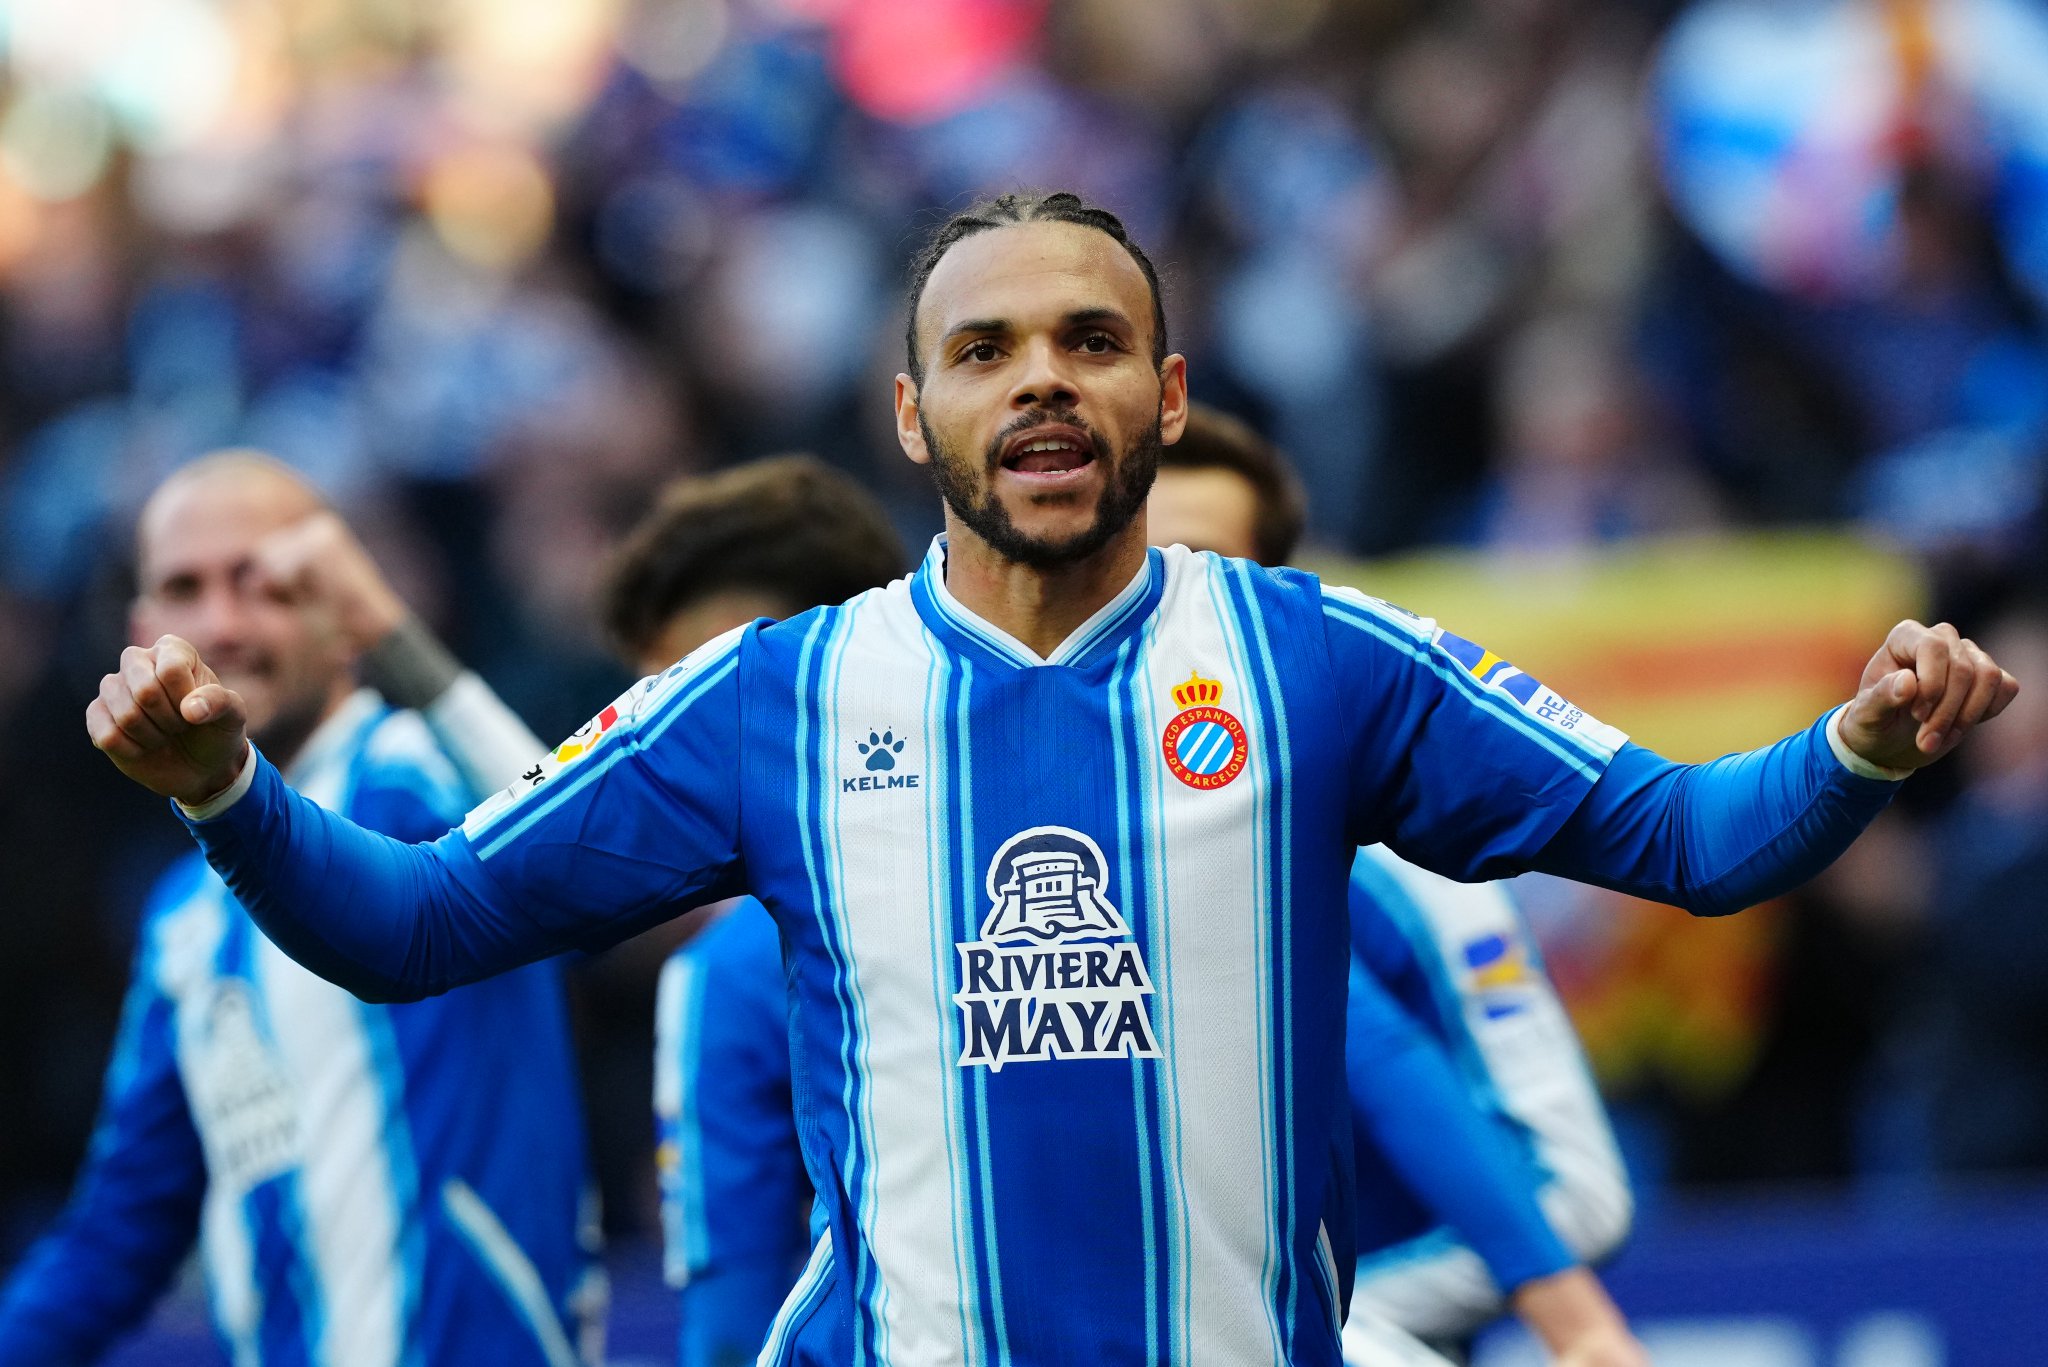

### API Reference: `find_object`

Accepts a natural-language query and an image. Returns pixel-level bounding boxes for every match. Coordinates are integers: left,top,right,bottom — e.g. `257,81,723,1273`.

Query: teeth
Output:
1020,438,1080,453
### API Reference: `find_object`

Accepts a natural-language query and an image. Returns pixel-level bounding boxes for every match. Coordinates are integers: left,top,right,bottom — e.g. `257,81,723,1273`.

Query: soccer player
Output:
89,193,2017,1366
1152,409,1641,1364
605,458,904,1367
8,454,599,1367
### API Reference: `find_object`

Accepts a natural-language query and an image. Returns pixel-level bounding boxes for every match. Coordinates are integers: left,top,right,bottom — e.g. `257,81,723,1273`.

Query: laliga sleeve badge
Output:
1161,670,1248,790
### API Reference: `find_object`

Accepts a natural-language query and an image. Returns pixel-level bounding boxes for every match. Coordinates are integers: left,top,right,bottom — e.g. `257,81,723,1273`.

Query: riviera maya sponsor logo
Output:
954,826,1162,1072
1161,670,1248,790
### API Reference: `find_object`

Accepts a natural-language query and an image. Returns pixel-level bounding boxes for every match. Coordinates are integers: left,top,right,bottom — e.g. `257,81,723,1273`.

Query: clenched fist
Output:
1838,620,2021,772
87,635,250,805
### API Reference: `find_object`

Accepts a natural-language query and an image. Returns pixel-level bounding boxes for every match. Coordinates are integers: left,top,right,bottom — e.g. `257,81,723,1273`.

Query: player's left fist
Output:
1838,619,2019,772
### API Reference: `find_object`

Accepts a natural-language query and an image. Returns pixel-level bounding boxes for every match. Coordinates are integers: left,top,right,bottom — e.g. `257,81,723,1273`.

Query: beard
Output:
921,406,1162,570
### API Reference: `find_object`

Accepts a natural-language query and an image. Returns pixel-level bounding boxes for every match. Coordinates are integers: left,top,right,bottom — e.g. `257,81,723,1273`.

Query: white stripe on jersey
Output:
261,739,410,1367
1140,558,1286,1365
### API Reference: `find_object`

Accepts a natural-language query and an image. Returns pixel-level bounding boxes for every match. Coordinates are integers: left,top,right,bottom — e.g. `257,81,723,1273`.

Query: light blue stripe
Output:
1320,600,1608,777
356,1003,426,1367
758,1235,836,1367
473,654,739,858
666,956,713,1275
1109,636,1163,1363
918,633,985,1364
815,604,892,1360
1131,613,1194,1361
1208,565,1285,1363
1230,559,1301,1356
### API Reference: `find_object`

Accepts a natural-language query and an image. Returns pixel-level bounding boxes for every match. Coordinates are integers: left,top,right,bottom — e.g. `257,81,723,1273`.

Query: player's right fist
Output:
87,634,250,805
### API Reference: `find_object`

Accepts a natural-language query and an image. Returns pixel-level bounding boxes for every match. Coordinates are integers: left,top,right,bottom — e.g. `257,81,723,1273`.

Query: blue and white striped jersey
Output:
453,541,1627,1366
1346,848,1630,1343
654,899,816,1367
0,692,597,1367
183,539,1902,1364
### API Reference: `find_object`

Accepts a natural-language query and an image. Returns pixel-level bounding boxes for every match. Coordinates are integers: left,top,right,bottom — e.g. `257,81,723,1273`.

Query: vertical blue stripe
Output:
918,636,984,1363
357,1003,426,1367
1226,560,1303,1355
791,609,879,1366
945,655,1013,1359
1111,634,1177,1364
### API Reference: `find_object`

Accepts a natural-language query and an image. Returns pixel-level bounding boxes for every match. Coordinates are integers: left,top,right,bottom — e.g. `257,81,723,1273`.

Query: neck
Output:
941,513,1150,660
261,677,357,775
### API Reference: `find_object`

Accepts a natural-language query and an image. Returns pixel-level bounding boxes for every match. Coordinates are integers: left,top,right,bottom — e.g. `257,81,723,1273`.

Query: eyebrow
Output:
939,308,1137,349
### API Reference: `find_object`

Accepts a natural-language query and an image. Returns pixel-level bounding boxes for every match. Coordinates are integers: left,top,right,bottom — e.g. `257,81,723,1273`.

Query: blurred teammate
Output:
3,453,599,1367
91,192,2017,1366
609,459,905,1367
1152,409,1640,1365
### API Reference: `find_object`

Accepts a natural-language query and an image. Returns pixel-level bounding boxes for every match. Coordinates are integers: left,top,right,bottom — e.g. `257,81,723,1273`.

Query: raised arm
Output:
1320,584,2018,914
88,632,749,1002
252,510,548,796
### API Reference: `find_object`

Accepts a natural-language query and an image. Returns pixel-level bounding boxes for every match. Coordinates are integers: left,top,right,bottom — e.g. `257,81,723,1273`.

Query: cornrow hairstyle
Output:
1160,405,1308,568
904,190,1168,383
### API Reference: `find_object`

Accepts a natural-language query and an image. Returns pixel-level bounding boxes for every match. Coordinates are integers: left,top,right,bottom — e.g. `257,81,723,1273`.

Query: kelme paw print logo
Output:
858,729,906,771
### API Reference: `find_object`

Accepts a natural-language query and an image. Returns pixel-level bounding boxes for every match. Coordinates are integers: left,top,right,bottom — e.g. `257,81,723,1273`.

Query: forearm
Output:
1534,710,1902,917
364,618,547,796
1511,1267,1644,1366
180,749,542,1001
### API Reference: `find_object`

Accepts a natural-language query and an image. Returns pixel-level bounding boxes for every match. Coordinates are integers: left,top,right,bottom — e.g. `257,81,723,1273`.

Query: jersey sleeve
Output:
1345,959,1573,1301
0,915,207,1365
655,906,811,1283
1319,587,1628,880
181,627,753,1001
655,905,813,1367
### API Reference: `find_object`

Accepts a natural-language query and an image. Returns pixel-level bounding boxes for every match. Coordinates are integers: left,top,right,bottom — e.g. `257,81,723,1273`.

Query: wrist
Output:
1827,707,1912,782
177,743,256,820
360,615,465,711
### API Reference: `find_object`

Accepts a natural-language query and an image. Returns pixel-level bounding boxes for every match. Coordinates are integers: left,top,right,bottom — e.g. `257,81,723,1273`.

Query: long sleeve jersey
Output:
0,692,598,1367
176,543,1901,1366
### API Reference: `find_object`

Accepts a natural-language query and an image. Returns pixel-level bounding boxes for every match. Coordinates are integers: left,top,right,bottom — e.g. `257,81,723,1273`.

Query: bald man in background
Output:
0,454,601,1367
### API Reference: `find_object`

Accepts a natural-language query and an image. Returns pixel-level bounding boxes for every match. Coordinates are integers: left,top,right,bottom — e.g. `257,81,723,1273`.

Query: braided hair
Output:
904,191,1168,382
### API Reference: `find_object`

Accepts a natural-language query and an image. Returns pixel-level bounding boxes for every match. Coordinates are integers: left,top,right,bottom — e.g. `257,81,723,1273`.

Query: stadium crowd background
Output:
1,0,2047,1357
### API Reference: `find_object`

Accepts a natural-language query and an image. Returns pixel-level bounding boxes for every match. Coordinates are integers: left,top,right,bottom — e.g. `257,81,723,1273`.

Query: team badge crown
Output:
1171,670,1223,710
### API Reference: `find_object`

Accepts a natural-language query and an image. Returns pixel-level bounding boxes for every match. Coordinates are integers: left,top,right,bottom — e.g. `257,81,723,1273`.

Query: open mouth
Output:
1000,426,1097,478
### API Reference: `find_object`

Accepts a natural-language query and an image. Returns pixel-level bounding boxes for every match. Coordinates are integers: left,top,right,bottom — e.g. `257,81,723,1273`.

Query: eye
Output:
1077,332,1121,354
962,339,1002,364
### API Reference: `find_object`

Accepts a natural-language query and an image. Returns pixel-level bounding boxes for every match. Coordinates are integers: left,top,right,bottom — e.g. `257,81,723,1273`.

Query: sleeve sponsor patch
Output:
1430,628,1627,755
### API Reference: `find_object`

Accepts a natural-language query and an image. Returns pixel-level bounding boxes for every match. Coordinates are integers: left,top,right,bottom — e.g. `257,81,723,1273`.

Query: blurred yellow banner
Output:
1311,532,1925,1098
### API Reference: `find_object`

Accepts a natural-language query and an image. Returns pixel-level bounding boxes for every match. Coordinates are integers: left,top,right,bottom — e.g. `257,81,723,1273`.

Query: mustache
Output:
983,408,1111,469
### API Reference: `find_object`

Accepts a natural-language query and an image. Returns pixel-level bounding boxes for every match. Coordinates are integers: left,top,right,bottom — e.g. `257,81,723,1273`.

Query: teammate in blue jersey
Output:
7,454,600,1367
1152,409,1643,1367
90,193,2019,1367
602,458,906,1367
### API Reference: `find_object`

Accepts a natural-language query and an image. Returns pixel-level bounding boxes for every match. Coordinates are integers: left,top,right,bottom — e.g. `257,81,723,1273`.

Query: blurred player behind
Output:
603,456,908,1367
0,453,599,1367
1151,407,1643,1366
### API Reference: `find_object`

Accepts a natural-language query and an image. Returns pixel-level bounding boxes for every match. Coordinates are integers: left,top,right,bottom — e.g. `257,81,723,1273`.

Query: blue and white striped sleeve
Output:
1319,586,1628,881
181,627,752,1002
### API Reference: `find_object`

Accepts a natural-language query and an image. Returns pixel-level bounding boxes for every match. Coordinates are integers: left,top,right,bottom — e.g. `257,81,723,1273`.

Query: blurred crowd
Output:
3,0,2048,1256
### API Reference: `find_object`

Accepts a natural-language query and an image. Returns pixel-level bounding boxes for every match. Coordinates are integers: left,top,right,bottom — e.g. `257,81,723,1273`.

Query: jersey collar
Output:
910,535,1165,672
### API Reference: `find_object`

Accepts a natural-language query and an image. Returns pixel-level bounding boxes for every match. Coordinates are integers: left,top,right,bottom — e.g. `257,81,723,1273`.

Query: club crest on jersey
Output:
1161,670,1248,790
1463,931,1535,1020
954,826,1162,1072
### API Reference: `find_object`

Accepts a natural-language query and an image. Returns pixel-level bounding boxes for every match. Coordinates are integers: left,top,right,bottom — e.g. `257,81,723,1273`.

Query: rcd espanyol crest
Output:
1161,670,1248,790
954,827,1162,1072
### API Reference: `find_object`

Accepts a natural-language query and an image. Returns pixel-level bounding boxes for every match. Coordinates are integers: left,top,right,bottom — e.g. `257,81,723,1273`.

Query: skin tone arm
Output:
1512,1267,1647,1367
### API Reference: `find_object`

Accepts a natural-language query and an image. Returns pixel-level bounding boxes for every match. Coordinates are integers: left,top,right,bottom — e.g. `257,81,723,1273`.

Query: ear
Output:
895,374,931,467
1157,353,1190,446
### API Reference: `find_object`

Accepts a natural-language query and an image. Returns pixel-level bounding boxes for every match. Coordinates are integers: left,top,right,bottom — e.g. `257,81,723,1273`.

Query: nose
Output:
1007,338,1079,412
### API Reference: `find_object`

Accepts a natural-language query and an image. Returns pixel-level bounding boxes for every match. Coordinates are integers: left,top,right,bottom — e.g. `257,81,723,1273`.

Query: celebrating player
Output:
89,193,2017,1366
10,454,599,1367
1152,408,1643,1366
